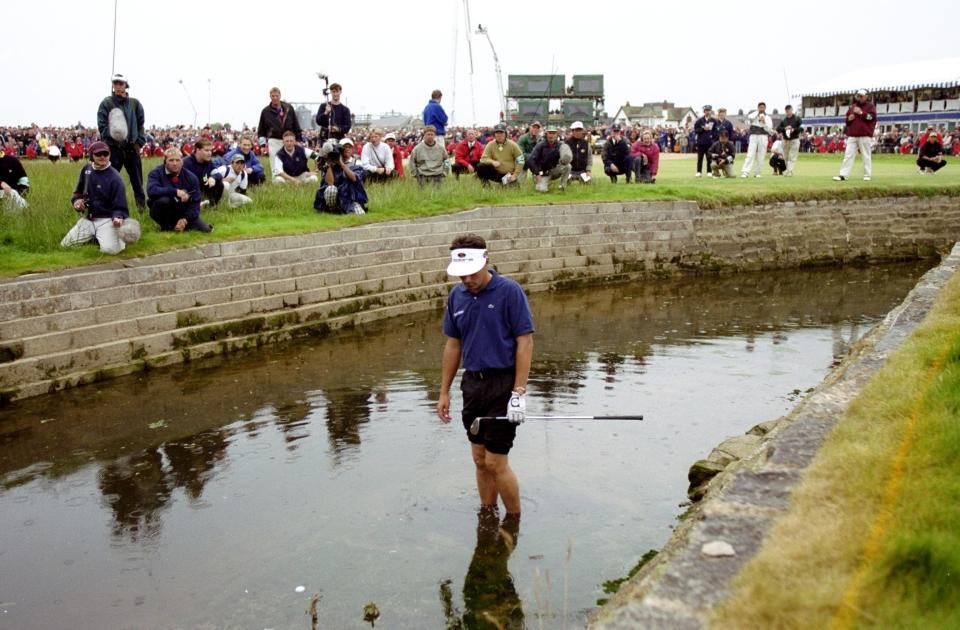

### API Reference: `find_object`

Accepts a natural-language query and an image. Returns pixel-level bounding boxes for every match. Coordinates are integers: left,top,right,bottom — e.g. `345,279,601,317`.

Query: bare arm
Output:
513,333,533,392
436,337,462,422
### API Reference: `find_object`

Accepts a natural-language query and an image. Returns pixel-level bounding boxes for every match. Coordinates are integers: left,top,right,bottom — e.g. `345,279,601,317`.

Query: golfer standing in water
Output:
437,234,534,515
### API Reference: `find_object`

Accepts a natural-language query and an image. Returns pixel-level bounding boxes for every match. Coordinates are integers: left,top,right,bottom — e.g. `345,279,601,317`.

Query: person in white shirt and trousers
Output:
741,102,774,177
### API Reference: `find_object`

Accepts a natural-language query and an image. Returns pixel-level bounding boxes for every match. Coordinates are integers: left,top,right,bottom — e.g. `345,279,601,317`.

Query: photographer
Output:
314,138,368,215
316,83,351,141
708,130,737,178
61,141,139,254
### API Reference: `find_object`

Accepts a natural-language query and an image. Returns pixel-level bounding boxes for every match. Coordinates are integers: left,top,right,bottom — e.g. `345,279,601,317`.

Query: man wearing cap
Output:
741,102,774,178
516,121,542,178
527,126,571,192
565,121,593,183
359,129,396,183
694,106,718,177
423,90,449,147
708,130,737,178
383,133,405,178
409,125,448,187
476,124,523,186
97,73,146,209
315,138,368,215
147,148,212,233
602,125,633,183
776,105,803,176
257,87,302,183
217,153,254,207
437,233,534,516
182,139,225,207
833,89,877,182
61,141,136,254
223,135,266,187
316,83,352,142
0,147,30,210
274,131,319,185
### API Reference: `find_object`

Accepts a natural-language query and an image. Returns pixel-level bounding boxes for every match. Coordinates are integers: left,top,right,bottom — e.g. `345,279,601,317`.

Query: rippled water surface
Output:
0,261,934,629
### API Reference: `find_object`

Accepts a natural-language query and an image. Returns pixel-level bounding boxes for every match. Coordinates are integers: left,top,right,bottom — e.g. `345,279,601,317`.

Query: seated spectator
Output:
217,153,254,207
223,136,266,186
528,125,571,192
182,139,225,207
409,125,447,187
517,121,542,178
61,141,139,254
452,129,485,179
147,148,212,232
476,124,522,186
0,148,30,210
273,131,318,185
708,130,736,178
315,138,368,215
359,129,396,183
602,125,633,183
917,133,947,174
565,121,593,183
769,139,786,175
384,133,404,178
632,130,661,183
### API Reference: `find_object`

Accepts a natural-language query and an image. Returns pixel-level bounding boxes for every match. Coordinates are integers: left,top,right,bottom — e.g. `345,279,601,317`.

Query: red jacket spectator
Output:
630,140,660,176
453,139,484,170
25,145,37,159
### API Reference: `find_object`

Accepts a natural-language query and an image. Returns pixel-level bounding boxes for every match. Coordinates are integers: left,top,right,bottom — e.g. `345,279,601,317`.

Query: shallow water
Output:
0,261,933,629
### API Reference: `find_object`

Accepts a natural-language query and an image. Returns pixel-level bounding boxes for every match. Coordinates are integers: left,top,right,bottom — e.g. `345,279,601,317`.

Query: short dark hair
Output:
785,104,793,110
719,130,729,138
330,83,342,91
450,233,486,250
195,139,213,150
758,102,766,107
282,130,296,139
431,89,442,100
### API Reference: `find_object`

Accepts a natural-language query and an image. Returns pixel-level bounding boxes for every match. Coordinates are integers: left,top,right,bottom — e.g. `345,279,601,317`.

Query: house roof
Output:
665,107,695,121
796,57,960,97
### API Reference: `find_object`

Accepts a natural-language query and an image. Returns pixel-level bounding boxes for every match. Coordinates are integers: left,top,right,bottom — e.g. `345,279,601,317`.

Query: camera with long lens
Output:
319,139,341,166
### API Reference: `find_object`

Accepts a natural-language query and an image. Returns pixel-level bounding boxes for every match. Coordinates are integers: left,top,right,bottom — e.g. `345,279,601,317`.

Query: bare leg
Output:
485,451,521,514
471,443,498,507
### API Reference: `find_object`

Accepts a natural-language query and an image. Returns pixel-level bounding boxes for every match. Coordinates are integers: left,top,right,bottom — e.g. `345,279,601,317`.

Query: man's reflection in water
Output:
441,507,524,629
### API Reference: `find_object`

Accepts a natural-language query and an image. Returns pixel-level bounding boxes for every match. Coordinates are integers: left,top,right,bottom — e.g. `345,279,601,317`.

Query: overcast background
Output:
5,0,957,129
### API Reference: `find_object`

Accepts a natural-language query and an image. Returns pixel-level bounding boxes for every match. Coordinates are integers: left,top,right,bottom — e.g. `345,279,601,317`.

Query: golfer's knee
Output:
471,452,488,471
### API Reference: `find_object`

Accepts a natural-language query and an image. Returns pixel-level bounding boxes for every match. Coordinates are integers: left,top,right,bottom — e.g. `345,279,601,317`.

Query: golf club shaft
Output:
477,415,643,421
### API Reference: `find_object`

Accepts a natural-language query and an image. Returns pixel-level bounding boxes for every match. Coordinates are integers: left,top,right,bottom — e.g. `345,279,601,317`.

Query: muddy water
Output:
0,261,933,629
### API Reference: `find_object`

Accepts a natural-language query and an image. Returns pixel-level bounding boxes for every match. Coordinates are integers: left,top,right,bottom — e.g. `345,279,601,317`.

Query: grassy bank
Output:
1,153,957,278
711,265,960,628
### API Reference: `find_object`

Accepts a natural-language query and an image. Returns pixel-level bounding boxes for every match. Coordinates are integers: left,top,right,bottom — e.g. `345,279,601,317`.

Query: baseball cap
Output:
231,153,246,162
545,125,559,133
610,124,622,132
383,132,397,141
856,88,868,96
570,121,584,130
446,248,488,276
111,73,129,86
493,124,507,133
703,104,713,111
88,141,110,156
339,137,354,146
530,120,542,128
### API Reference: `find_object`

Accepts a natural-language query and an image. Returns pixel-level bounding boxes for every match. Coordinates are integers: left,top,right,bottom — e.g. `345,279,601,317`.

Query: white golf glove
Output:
507,392,526,424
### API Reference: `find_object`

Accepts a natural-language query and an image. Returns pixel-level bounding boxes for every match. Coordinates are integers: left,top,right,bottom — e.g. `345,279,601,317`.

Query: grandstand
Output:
796,57,960,134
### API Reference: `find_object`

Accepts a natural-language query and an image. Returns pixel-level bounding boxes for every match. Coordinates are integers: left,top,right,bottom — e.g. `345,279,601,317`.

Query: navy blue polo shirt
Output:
442,271,535,371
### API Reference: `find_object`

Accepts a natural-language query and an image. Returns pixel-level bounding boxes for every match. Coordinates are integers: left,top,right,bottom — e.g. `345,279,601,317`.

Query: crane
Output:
474,23,506,121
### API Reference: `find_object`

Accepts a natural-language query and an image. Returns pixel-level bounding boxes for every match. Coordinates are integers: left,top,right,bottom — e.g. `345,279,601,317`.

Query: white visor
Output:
446,248,488,276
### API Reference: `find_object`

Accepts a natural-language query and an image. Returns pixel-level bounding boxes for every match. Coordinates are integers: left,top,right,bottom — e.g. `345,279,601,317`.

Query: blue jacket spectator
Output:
423,90,448,137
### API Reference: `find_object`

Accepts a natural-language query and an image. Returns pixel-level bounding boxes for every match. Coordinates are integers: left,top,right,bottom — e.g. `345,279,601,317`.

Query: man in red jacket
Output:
833,89,877,181
384,133,404,177
451,129,484,179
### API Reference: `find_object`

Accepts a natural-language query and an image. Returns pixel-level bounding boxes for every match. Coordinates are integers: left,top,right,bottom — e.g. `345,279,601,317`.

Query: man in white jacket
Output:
215,153,253,207
359,129,395,183
741,102,774,178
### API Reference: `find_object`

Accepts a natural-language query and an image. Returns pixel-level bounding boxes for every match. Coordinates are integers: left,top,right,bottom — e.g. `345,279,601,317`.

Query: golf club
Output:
469,414,644,436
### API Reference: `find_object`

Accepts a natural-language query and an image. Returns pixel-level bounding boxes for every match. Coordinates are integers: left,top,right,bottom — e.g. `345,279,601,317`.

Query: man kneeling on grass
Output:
61,141,140,254
215,153,254,207
147,148,212,233
314,138,368,215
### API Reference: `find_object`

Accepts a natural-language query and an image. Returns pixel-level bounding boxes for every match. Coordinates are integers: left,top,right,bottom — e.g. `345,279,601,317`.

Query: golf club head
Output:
469,418,481,436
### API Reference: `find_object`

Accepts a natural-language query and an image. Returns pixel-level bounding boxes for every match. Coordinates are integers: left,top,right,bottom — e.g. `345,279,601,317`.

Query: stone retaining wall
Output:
1,197,958,403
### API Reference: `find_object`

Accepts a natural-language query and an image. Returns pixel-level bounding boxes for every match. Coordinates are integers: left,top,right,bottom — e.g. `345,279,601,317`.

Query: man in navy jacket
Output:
182,139,224,206
147,148,211,232
61,141,134,254
316,83,352,141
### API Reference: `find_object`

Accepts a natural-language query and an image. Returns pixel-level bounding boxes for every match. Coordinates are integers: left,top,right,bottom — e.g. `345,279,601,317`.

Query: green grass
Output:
1,153,957,278
711,266,960,629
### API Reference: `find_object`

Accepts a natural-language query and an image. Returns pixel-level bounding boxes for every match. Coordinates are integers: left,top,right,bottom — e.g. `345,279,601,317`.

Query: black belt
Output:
464,367,515,379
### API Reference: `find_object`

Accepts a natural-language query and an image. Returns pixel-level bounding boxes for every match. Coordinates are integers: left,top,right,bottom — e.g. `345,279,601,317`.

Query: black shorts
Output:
461,368,516,455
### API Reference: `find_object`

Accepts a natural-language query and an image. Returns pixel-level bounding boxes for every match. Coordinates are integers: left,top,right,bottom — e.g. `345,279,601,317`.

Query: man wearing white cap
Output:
437,234,534,516
314,137,368,214
833,89,877,182
565,121,593,182
97,73,146,209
